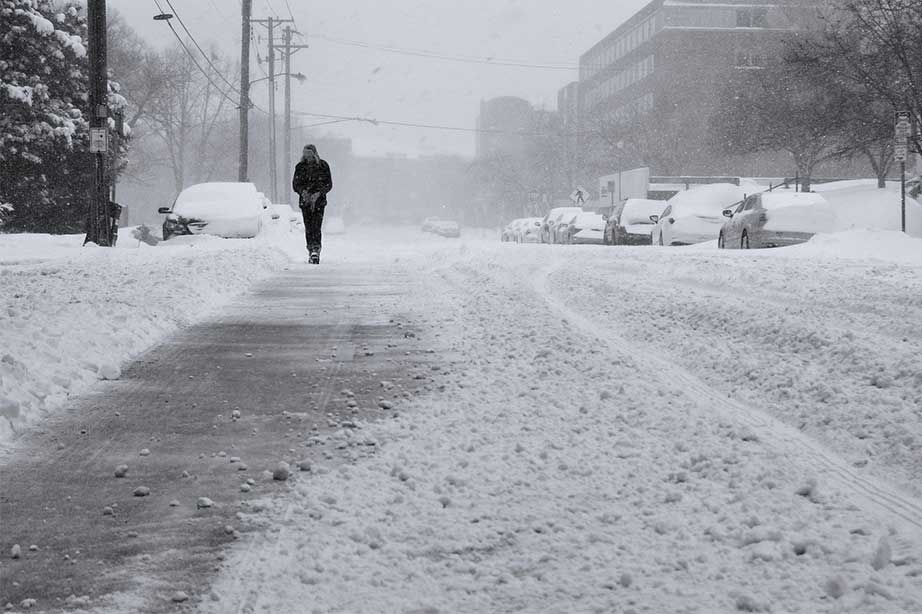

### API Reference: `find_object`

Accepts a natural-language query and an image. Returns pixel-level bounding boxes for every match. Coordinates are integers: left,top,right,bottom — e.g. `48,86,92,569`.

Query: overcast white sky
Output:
110,0,649,157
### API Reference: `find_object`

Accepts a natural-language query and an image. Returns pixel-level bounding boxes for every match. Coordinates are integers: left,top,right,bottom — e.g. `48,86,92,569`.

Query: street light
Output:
250,72,306,85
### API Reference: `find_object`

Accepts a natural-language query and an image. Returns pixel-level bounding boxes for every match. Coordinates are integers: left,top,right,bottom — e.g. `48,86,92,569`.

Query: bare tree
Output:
800,0,921,157
143,46,238,193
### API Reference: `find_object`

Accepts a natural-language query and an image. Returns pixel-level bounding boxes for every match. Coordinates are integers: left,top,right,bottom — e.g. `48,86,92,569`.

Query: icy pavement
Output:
197,230,922,614
0,228,301,445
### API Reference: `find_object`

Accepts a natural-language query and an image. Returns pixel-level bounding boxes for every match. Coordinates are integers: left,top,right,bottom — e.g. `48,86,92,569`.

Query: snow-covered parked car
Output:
421,217,442,233
719,191,835,249
268,204,301,232
650,183,746,246
604,198,665,245
159,182,267,240
541,207,583,244
561,212,606,244
502,219,525,242
431,219,461,238
517,217,543,243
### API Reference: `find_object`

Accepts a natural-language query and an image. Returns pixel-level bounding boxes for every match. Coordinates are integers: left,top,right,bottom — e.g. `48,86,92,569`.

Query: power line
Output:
152,0,240,108
283,0,295,22
151,0,268,114
163,0,240,95
292,111,578,137
309,34,579,70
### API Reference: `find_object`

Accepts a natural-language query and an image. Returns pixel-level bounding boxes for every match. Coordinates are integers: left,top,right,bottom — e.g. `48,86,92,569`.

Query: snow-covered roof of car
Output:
760,192,828,210
173,182,261,219
620,199,667,226
667,183,746,217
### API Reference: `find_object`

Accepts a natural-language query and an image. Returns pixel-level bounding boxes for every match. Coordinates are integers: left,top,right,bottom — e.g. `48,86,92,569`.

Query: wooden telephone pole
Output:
85,0,113,246
282,27,309,206
251,16,293,202
238,0,252,182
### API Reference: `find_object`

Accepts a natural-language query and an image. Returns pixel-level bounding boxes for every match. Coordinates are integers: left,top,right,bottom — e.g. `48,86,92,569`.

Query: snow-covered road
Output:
200,231,922,614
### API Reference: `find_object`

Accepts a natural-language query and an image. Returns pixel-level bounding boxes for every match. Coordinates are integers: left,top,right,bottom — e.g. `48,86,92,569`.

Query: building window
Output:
737,7,768,28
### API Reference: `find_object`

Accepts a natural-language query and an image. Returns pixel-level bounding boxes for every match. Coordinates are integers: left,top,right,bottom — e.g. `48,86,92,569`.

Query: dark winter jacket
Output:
292,159,333,209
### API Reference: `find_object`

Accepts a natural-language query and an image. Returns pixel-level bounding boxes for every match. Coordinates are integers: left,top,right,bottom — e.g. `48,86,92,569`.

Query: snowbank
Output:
0,227,301,446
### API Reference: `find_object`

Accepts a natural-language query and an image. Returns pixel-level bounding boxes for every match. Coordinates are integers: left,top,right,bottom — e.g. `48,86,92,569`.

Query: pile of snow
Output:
0,227,301,446
814,181,922,238
790,229,922,265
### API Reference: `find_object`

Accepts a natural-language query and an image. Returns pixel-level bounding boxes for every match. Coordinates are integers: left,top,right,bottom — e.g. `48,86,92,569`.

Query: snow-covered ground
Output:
0,224,304,446
194,226,922,614
3,193,922,612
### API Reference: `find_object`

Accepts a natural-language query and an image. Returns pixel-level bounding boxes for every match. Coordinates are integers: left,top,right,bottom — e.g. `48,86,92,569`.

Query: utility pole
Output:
238,0,252,182
283,27,309,206
267,16,276,202
252,17,293,202
85,0,112,247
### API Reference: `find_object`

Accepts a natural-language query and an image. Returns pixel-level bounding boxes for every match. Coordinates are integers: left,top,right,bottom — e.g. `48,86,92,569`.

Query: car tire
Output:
741,231,750,249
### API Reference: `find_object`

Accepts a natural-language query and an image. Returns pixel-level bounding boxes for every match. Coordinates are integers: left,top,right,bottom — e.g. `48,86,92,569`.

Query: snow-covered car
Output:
650,183,746,246
540,207,583,243
268,204,300,232
159,182,267,240
502,219,525,242
421,217,442,233
431,219,461,238
561,212,606,245
604,198,665,245
719,191,835,249
516,217,543,243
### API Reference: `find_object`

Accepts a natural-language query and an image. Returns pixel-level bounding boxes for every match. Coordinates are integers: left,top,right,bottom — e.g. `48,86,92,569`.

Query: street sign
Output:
569,185,590,204
894,142,908,162
89,128,108,153
895,110,912,138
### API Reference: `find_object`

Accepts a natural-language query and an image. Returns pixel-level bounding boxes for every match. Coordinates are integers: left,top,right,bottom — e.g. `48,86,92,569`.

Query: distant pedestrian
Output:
292,144,333,264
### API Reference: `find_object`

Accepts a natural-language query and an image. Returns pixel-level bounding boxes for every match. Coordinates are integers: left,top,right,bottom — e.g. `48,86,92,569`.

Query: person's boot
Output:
309,251,320,264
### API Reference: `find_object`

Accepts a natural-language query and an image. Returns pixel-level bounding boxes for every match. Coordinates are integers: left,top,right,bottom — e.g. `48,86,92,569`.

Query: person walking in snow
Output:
292,144,333,264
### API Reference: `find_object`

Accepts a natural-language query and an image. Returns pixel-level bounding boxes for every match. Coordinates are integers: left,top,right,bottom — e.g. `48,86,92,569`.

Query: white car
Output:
719,191,835,249
541,207,583,243
431,219,461,238
268,204,301,232
159,182,267,240
517,217,543,243
563,212,606,244
650,183,746,246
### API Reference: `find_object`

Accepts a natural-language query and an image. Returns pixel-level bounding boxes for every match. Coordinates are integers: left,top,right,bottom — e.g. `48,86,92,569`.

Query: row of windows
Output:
608,93,655,124
663,6,772,30
582,55,655,110
581,15,657,81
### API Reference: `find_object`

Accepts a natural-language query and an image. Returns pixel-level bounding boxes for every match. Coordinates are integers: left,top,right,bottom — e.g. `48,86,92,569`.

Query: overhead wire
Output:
152,0,240,108
293,111,580,137
308,34,579,70
151,0,268,114
164,0,240,95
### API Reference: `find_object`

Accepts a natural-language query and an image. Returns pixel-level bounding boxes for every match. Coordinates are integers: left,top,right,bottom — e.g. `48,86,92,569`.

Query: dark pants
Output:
301,206,325,253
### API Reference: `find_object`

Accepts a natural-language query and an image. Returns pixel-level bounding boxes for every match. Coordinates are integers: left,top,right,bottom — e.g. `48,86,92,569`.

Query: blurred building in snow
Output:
575,0,818,177
475,97,534,159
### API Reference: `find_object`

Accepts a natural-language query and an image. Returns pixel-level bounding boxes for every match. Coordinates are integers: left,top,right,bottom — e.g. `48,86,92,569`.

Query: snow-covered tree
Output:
0,0,127,232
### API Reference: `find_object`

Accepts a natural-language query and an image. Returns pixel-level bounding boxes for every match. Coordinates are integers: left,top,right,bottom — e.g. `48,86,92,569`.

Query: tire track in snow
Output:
534,263,922,535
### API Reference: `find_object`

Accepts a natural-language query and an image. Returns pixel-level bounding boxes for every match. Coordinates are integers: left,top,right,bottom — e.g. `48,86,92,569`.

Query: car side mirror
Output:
158,207,171,214
723,209,733,218
649,215,659,223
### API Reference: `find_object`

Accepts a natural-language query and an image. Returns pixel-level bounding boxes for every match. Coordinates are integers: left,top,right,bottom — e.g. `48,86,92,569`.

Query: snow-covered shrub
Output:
0,0,127,232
